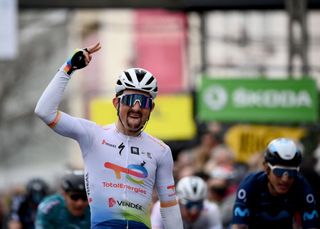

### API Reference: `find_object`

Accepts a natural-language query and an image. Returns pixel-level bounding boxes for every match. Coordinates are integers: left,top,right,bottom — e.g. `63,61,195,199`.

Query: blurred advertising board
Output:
225,124,306,163
197,78,318,123
89,94,196,140
0,0,17,59
134,10,187,94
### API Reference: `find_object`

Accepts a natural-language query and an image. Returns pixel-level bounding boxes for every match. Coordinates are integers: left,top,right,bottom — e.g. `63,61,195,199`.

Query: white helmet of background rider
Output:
115,68,158,99
176,176,208,204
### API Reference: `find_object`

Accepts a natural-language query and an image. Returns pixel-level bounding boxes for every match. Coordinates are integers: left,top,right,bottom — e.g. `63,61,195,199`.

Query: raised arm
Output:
34,43,101,138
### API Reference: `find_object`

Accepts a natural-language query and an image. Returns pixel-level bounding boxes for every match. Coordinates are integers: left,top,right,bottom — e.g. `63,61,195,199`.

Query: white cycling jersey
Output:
35,70,178,228
151,200,222,229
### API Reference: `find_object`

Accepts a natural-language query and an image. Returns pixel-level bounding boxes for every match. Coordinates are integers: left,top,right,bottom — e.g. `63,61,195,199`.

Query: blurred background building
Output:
0,0,320,190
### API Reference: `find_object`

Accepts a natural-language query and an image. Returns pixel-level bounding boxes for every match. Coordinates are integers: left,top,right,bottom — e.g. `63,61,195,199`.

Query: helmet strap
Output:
117,98,120,116
117,102,149,136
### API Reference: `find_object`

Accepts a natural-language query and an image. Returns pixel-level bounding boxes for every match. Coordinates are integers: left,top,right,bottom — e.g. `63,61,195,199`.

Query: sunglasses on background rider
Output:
69,192,88,202
181,200,204,211
267,163,299,178
118,94,153,109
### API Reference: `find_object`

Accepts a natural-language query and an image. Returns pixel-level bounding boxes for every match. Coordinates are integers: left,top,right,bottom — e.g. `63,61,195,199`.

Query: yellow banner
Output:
89,94,196,140
225,125,306,163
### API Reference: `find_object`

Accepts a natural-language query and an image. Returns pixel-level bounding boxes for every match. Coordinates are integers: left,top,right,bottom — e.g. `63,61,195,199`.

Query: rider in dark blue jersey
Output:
231,138,319,229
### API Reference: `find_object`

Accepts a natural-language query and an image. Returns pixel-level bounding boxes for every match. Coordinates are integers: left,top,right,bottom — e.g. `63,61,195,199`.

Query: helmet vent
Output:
124,82,134,87
146,77,154,85
192,185,198,194
135,69,147,82
115,68,158,98
124,71,133,82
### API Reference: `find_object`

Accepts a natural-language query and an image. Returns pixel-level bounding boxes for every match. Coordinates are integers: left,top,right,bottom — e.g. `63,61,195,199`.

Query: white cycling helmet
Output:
176,176,207,203
264,138,302,167
115,68,158,99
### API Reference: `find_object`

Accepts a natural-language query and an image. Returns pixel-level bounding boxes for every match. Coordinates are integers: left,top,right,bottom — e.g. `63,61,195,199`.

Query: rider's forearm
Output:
160,203,183,229
35,47,87,125
35,44,99,127
35,70,70,125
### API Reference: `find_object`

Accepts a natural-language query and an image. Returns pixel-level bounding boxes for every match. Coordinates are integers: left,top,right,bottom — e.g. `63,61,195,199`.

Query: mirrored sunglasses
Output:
267,163,299,178
182,200,204,211
119,94,153,109
69,193,88,201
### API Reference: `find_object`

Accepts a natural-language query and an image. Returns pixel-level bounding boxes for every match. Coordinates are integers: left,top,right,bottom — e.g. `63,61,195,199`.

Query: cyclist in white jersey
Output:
151,176,222,229
35,42,183,229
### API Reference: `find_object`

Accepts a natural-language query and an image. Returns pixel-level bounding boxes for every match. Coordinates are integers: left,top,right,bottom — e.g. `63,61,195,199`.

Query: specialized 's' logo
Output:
234,207,250,217
104,162,148,184
118,143,125,155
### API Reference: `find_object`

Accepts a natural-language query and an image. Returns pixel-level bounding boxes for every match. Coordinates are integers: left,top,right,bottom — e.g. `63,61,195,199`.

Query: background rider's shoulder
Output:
37,194,63,215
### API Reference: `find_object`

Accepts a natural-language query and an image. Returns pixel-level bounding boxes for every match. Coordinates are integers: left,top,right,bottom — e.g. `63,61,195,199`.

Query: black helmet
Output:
26,178,49,205
61,170,86,193
264,138,302,167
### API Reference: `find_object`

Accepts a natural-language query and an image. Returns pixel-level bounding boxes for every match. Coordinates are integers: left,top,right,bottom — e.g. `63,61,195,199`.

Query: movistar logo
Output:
259,211,289,221
303,210,318,221
234,207,250,217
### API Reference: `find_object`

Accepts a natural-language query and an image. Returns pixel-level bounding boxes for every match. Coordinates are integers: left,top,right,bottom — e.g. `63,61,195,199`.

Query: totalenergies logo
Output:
104,162,148,184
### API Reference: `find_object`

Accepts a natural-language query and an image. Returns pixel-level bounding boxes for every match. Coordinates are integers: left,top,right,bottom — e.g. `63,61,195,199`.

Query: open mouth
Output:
128,112,142,119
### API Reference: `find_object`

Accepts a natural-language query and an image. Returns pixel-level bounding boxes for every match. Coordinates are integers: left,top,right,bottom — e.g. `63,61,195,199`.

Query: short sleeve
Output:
231,173,256,225
298,177,319,229
155,146,177,204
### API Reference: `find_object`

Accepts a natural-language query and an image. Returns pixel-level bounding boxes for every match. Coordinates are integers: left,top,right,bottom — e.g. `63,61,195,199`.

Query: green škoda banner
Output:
197,78,318,123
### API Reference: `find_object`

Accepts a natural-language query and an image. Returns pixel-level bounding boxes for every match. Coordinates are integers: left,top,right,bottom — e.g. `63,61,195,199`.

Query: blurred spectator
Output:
35,170,90,229
207,166,236,204
175,165,197,181
151,176,222,229
0,192,9,229
204,145,235,174
313,144,320,175
175,122,224,175
247,151,265,172
8,178,49,229
207,166,238,229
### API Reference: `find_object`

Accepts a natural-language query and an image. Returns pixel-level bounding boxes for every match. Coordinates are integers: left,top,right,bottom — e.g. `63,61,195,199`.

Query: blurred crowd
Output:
1,122,320,229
